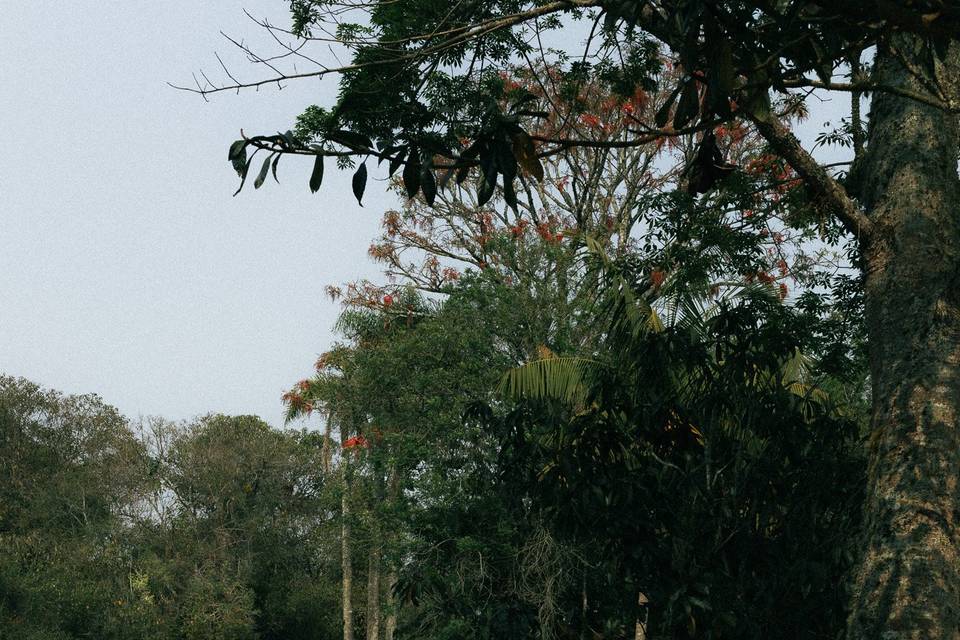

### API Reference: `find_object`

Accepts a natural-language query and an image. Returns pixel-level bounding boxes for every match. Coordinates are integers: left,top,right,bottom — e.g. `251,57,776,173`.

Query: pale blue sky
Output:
0,3,391,426
0,4,851,427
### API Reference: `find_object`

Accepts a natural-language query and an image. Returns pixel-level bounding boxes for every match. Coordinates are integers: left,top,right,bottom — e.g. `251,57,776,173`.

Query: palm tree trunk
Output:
846,35,960,639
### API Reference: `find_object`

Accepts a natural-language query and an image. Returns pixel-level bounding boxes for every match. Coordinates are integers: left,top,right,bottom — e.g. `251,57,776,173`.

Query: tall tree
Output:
189,2,960,634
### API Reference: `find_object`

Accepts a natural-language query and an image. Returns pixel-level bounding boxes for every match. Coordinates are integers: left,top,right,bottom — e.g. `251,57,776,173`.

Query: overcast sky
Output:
0,4,851,428
0,3,395,427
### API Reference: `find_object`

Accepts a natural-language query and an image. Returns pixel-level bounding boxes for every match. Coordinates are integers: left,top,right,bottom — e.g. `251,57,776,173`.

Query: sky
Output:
0,4,852,428
0,3,393,427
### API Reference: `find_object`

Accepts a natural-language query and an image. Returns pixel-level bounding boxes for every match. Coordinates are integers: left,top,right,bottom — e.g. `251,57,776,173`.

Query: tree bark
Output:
366,523,381,640
846,35,960,639
383,467,400,640
384,568,398,640
342,455,355,640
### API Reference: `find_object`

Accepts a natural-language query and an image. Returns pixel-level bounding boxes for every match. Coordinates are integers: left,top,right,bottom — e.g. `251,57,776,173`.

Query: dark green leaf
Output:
309,154,325,193
494,141,517,183
655,84,682,128
421,164,437,206
674,80,700,129
503,175,518,213
389,147,408,177
477,168,497,207
403,148,422,199
254,153,274,189
352,161,367,206
228,139,246,161
455,141,482,185
233,150,258,197
271,153,281,183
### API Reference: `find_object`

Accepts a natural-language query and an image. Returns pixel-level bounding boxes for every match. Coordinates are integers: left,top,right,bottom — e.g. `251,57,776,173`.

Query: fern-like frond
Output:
499,356,603,405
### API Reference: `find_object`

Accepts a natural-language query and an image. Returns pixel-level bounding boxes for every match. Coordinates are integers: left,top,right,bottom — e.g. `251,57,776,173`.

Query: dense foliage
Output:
23,0,960,634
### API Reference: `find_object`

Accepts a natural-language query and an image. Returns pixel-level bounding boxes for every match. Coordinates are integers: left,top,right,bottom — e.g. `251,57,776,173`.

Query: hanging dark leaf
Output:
352,161,367,206
455,141,482,185
421,164,437,206
655,84,682,128
403,149,422,199
378,144,402,165
686,131,737,194
254,153,274,189
228,139,246,161
389,147,408,177
271,153,281,183
494,140,517,184
309,154,325,193
233,150,258,197
706,41,735,117
673,79,700,129
503,176,519,213
477,168,497,207
230,141,248,177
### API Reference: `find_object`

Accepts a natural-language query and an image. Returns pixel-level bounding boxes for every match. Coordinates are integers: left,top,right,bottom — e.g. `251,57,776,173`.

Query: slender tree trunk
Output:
322,412,333,474
384,568,398,640
366,522,382,640
383,466,400,640
342,456,355,640
846,35,960,639
342,490,355,640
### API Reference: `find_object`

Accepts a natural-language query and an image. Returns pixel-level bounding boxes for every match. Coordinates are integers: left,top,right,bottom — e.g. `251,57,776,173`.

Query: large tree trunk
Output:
846,35,960,639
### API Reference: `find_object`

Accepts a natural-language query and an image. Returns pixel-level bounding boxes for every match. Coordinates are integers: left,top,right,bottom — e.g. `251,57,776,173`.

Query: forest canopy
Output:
6,1,960,638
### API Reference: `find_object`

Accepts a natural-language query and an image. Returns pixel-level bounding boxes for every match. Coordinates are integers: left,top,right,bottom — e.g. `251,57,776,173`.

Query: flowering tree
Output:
181,1,960,634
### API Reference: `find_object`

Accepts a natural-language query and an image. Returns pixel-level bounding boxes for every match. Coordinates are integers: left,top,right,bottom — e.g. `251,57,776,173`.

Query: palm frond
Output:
499,356,603,405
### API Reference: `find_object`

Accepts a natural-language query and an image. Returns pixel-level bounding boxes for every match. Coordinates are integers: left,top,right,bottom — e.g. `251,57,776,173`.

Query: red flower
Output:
580,113,602,129
383,294,394,307
650,269,666,290
343,435,368,449
779,283,789,300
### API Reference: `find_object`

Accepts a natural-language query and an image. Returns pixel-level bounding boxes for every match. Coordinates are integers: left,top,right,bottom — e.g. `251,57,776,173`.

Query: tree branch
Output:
748,113,873,240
